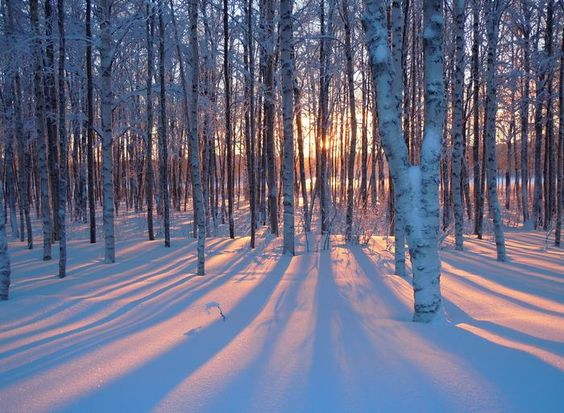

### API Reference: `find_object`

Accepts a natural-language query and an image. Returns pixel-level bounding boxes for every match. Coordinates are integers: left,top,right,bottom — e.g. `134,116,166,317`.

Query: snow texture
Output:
1,225,563,412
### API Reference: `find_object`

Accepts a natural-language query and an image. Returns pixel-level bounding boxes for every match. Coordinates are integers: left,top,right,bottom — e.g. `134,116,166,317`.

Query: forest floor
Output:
0,213,563,413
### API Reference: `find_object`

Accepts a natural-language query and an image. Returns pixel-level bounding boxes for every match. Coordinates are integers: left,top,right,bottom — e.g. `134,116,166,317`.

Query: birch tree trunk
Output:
294,83,310,233
344,0,358,243
86,0,96,244
532,73,544,229
244,0,257,248
44,0,60,242
146,0,155,241
543,0,555,230
223,0,235,239
58,0,68,277
0,179,10,300
263,0,278,236
452,0,465,250
471,0,483,238
190,0,205,275
157,0,170,247
99,0,115,263
319,0,334,235
556,31,563,246
391,0,405,276
483,0,506,261
364,0,444,322
31,0,52,261
4,0,20,241
280,0,294,255
15,74,32,249
520,0,530,225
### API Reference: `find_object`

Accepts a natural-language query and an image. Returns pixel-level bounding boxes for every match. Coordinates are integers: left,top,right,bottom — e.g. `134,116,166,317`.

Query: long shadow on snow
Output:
352,247,564,411
0,239,270,385
192,254,319,413
57,254,291,412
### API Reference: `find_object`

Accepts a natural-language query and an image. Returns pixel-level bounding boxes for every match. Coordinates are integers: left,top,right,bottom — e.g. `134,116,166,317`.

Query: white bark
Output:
280,0,295,255
484,0,506,261
146,0,155,241
58,0,68,277
190,0,206,275
30,0,52,261
391,0,406,276
157,0,170,248
520,0,530,225
99,0,115,263
344,0,358,244
0,179,11,300
364,0,444,322
452,0,465,250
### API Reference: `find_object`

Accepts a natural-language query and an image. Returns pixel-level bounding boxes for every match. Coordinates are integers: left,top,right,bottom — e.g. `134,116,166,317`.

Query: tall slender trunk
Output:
4,0,19,241
263,0,278,236
244,0,257,248
99,0,115,263
483,0,506,261
520,0,530,225
145,1,155,241
86,0,96,243
543,0,555,230
344,0,357,243
57,0,68,277
319,0,334,235
390,0,405,276
31,0,52,260
190,0,205,275
15,74,32,249
532,74,544,229
0,179,10,300
280,0,295,255
157,0,170,247
44,0,60,242
555,30,563,246
452,0,465,250
471,0,483,237
223,0,235,238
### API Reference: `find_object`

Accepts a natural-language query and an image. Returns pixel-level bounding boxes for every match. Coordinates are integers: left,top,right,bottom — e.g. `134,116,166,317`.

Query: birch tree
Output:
190,0,205,275
483,0,506,261
556,31,563,247
31,0,52,261
280,0,294,255
390,0,405,276
146,0,155,241
58,0,68,277
452,0,465,250
157,0,170,247
223,0,235,239
86,0,96,243
244,0,257,248
519,0,531,225
0,179,10,300
263,0,278,236
364,0,445,322
99,0,116,263
344,0,358,243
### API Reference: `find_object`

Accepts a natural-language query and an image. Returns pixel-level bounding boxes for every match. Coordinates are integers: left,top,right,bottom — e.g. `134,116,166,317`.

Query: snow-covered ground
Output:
0,221,563,412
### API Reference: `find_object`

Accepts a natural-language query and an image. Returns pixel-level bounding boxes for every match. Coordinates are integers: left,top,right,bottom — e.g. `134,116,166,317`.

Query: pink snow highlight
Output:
0,229,562,412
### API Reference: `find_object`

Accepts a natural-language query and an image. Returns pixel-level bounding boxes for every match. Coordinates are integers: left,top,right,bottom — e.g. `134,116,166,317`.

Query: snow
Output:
0,226,563,412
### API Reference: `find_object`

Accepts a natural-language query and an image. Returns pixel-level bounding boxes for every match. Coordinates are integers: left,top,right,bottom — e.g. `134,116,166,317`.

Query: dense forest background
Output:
0,0,562,318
